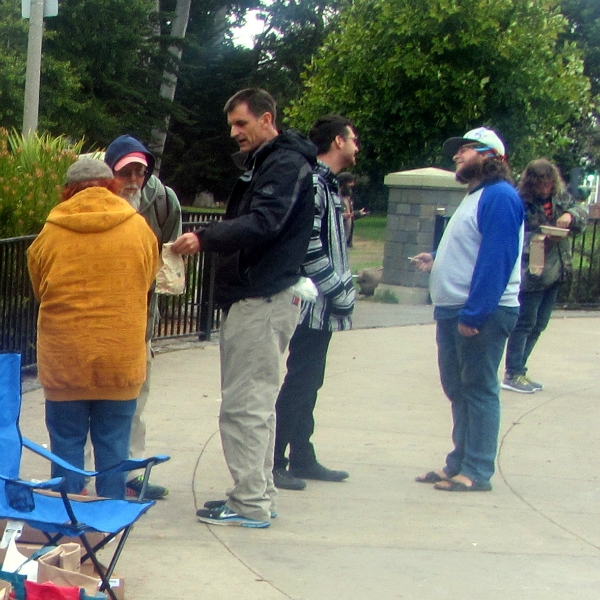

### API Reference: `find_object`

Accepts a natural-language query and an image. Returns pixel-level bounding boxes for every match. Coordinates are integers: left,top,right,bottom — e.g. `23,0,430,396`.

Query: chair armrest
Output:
23,437,170,478
0,473,64,490
99,455,170,477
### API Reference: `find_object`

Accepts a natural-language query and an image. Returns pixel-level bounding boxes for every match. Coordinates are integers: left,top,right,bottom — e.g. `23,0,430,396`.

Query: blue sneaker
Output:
196,504,271,528
203,499,277,519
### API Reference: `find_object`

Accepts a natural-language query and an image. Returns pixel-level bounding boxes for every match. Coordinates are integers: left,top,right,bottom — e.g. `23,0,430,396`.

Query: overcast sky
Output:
232,10,264,48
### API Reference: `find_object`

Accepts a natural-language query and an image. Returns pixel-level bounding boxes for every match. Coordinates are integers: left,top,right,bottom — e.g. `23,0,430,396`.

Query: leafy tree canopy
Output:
286,0,591,180
556,0,600,172
43,0,171,146
160,0,345,202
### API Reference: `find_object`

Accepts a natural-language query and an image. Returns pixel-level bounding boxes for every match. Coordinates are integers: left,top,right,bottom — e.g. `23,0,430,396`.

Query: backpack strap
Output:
154,182,170,229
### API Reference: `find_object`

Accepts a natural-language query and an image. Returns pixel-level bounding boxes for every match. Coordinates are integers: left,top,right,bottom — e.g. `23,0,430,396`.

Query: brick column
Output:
381,167,465,304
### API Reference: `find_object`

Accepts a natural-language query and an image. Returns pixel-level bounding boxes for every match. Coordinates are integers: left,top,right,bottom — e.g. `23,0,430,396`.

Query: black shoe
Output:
126,475,168,500
273,467,307,490
290,463,349,482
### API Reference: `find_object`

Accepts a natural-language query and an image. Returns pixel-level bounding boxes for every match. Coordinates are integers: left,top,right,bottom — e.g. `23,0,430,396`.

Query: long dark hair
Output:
518,158,564,201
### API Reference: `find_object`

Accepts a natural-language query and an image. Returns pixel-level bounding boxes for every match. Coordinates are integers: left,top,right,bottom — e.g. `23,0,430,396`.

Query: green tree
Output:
0,1,83,134
159,0,259,202
160,0,346,202
287,0,590,181
43,0,170,145
0,2,26,127
249,0,348,103
557,0,600,172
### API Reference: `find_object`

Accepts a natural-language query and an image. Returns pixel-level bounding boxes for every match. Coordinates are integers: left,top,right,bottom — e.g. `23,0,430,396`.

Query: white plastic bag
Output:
155,242,186,295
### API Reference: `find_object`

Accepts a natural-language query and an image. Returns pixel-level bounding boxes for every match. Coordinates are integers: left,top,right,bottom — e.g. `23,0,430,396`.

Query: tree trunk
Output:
150,0,192,173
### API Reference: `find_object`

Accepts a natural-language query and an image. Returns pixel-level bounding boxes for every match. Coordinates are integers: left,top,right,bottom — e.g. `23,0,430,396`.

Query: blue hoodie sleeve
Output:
459,183,524,328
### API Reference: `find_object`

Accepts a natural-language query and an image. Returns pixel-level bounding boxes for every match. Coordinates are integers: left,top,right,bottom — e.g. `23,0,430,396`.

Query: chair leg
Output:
78,532,120,600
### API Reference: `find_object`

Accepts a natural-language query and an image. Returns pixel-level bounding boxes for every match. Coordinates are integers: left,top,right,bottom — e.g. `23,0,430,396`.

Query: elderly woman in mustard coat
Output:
27,159,158,499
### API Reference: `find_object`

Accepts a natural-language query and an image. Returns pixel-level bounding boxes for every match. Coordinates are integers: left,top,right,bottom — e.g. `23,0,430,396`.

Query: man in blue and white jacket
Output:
412,127,524,492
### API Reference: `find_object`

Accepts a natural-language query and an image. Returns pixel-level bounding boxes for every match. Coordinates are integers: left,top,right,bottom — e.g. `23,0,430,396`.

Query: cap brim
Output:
114,155,149,171
442,137,471,156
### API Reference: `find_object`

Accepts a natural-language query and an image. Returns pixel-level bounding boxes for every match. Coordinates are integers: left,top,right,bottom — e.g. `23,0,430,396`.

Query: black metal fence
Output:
4,210,600,368
0,210,222,368
564,218,600,306
0,235,38,367
155,211,223,340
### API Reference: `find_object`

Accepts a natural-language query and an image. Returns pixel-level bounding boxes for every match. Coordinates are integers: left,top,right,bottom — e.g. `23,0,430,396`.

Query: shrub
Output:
0,129,84,238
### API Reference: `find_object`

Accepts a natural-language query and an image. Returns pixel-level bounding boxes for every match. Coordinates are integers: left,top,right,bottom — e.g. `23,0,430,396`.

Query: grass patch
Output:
352,214,387,241
372,288,400,304
348,214,386,274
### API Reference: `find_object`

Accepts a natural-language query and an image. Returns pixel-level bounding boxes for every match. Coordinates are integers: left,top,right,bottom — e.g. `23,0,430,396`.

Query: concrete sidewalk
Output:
19,304,600,599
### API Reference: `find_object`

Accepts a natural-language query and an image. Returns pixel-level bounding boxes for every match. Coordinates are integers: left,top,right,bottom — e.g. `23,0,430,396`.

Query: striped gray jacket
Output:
301,160,355,331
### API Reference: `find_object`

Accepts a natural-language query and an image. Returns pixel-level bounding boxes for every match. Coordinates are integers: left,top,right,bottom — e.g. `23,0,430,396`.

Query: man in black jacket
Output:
173,88,316,528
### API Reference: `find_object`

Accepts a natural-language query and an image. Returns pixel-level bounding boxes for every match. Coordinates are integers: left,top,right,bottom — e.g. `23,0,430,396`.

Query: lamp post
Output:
22,0,58,137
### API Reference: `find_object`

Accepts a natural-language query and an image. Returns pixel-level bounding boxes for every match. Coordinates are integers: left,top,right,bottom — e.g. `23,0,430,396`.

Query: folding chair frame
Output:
0,352,170,600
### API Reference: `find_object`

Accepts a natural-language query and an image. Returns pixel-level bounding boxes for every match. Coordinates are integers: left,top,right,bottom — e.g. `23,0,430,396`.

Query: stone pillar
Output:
381,167,465,304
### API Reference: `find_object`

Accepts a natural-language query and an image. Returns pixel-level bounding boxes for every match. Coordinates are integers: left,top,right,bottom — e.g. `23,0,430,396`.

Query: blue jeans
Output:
436,307,518,484
45,399,136,499
504,284,560,377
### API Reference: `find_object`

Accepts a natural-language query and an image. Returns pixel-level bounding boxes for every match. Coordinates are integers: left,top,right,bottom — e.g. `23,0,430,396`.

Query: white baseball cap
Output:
442,127,506,158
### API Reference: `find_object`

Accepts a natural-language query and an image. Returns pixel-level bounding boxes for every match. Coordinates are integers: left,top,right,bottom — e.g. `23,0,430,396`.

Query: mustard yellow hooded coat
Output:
27,186,159,401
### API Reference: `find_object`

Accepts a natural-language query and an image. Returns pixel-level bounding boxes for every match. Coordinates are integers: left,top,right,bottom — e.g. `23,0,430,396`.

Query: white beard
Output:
121,187,142,212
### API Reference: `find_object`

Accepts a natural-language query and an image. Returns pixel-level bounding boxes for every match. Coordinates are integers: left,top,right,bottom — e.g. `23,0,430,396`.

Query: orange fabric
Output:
27,186,158,401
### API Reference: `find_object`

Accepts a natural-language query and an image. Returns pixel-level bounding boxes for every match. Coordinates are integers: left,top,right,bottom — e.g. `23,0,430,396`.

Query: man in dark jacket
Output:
173,88,316,527
104,135,182,500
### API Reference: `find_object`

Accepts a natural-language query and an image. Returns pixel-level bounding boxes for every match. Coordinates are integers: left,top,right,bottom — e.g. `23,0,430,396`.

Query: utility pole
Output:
23,0,45,136
22,0,58,137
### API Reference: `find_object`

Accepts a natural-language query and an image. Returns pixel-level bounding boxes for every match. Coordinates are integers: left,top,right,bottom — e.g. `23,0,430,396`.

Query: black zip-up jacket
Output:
197,130,317,308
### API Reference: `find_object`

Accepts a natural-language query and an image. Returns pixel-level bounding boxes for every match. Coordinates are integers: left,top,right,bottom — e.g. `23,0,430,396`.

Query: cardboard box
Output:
0,580,10,600
0,542,124,600
529,233,546,276
0,520,108,548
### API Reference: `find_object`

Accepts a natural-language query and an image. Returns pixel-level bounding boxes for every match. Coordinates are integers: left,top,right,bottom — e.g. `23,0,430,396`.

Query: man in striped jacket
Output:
273,115,359,490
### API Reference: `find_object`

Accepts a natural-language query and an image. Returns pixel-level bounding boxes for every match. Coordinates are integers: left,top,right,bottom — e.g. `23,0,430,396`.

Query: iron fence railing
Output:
3,210,599,368
0,210,223,369
0,235,38,367
155,214,223,341
562,218,600,307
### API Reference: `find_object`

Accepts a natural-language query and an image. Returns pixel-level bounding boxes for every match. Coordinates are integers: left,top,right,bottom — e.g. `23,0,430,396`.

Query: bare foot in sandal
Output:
415,469,449,483
434,474,492,492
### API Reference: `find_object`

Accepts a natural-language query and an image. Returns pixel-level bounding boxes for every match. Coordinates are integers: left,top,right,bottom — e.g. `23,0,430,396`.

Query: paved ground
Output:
18,301,600,599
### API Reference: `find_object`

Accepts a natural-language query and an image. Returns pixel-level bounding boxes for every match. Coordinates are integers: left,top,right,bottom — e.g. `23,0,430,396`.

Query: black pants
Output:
274,322,332,470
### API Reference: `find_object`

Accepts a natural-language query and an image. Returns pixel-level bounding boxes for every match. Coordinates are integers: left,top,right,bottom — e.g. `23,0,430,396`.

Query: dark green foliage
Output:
287,0,591,181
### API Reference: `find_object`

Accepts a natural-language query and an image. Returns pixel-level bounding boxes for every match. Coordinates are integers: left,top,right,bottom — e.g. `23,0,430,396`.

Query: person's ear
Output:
260,111,273,129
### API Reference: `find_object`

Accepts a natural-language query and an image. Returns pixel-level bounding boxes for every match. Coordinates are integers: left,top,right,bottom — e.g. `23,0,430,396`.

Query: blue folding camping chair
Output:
0,353,170,600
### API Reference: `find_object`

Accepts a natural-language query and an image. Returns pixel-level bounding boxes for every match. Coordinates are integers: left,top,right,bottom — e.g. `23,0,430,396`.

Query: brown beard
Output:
455,161,483,184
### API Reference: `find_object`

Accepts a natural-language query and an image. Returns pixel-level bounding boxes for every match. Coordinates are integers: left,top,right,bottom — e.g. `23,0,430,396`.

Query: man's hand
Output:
555,212,573,229
171,232,201,255
410,252,434,272
458,323,479,337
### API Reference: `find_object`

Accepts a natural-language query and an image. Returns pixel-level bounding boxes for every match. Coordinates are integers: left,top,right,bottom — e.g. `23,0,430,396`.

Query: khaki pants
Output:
220,288,300,522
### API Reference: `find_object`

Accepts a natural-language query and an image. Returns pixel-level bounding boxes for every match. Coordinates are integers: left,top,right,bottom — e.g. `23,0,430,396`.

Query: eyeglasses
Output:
346,135,359,145
115,168,148,179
